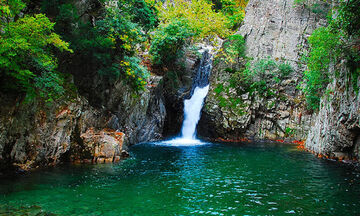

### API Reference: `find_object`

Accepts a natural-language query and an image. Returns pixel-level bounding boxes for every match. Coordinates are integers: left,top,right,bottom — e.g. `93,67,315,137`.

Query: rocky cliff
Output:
199,0,328,141
305,61,360,160
0,75,165,172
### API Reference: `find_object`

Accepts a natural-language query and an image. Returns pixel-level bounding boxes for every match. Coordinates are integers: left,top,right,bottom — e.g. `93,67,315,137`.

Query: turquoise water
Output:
1,142,360,215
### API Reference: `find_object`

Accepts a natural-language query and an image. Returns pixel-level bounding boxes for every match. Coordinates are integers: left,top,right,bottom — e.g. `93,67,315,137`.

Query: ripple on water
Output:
1,142,360,215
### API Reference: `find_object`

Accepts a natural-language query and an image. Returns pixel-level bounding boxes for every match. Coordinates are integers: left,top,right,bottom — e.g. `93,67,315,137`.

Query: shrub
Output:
156,0,231,39
209,0,249,29
120,56,149,91
149,18,194,66
221,34,246,65
123,0,159,32
301,0,360,111
278,63,294,77
0,0,72,101
41,1,151,92
303,25,341,110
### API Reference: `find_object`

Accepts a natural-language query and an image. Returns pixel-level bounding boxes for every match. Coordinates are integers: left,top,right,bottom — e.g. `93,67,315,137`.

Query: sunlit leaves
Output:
150,18,194,65
156,0,231,39
210,0,249,29
0,0,25,22
0,1,72,101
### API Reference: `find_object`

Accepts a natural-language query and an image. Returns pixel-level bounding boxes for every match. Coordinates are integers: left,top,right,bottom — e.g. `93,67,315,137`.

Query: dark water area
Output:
1,142,360,215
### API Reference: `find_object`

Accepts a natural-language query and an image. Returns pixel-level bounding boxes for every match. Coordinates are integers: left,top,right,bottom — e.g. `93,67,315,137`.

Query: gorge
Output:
0,0,359,215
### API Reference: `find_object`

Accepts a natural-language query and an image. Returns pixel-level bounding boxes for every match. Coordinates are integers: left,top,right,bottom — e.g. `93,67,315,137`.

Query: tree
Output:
0,0,72,101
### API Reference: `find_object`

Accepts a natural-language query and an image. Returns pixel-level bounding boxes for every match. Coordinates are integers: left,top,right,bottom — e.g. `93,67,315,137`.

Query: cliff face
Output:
199,0,328,141
0,92,120,171
0,75,165,171
305,62,360,160
106,76,166,145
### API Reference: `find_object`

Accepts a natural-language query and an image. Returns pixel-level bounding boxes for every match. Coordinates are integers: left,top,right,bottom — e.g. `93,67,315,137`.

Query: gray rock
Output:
198,0,326,141
305,62,360,159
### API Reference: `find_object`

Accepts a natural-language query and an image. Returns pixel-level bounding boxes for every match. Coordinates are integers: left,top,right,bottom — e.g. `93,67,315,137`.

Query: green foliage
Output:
303,27,340,110
293,0,307,5
285,127,296,137
92,7,150,89
230,58,294,97
120,56,149,91
41,0,150,91
156,0,231,39
0,0,72,101
293,0,330,17
209,0,248,29
121,0,158,32
248,58,277,78
302,0,360,111
278,63,294,77
332,0,360,36
150,0,241,67
220,34,246,65
149,18,194,66
213,83,246,115
0,0,25,20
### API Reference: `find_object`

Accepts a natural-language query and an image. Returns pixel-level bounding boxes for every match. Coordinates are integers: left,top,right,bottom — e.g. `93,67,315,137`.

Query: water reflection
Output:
1,142,360,215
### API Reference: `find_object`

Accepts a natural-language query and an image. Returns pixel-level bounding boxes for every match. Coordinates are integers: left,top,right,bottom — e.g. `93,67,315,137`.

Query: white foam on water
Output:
157,85,210,146
158,138,208,146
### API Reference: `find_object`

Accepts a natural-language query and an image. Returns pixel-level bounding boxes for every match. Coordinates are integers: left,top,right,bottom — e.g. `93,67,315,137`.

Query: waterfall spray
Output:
180,85,210,140
161,50,212,146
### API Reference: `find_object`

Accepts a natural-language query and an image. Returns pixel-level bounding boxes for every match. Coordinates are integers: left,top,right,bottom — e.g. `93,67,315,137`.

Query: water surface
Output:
1,142,360,215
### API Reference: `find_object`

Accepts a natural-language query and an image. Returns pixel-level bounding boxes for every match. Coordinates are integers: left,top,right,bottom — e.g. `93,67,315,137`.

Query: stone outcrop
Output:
106,76,166,145
199,0,328,141
73,128,125,163
0,73,165,171
305,62,360,160
0,92,127,171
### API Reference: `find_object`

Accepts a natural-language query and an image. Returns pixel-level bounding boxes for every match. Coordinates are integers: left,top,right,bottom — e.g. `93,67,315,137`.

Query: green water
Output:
1,142,360,215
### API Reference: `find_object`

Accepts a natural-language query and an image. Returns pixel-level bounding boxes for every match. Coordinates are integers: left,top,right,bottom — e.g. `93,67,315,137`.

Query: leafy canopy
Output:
41,0,151,92
209,0,249,29
149,18,194,66
302,0,360,111
150,0,245,66
0,0,72,101
156,0,231,39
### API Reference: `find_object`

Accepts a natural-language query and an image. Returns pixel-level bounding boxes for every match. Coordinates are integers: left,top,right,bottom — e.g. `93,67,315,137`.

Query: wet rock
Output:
121,150,130,159
79,128,124,161
106,76,166,146
97,158,105,164
114,156,121,162
0,90,129,171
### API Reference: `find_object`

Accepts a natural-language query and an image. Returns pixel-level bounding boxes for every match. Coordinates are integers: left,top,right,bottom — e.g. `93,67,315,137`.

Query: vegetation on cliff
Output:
0,0,248,102
302,0,360,111
150,0,248,67
0,0,72,102
211,0,359,115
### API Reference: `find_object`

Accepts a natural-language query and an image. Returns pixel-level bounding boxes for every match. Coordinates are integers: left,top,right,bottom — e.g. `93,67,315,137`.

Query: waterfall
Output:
180,85,210,140
162,50,212,146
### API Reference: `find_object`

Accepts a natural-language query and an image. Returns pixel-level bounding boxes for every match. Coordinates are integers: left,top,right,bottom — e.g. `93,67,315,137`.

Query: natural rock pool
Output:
1,142,360,215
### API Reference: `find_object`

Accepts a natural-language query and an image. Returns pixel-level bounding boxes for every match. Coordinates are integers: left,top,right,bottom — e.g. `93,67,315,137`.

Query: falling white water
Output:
156,50,212,146
181,85,210,139
159,85,209,146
